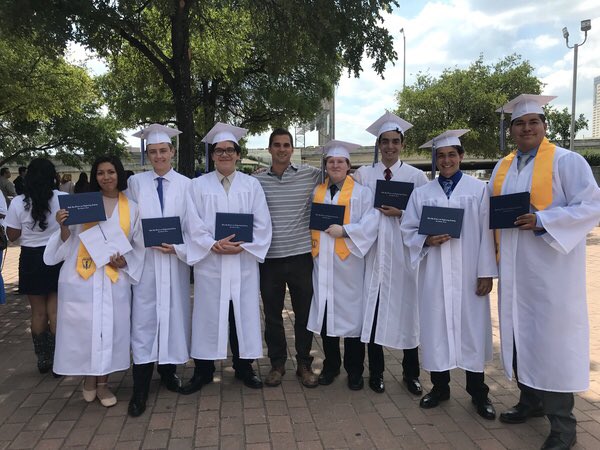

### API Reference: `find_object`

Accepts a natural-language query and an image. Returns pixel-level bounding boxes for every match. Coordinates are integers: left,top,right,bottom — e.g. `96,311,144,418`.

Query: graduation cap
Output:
496,94,556,121
419,129,470,179
132,124,182,145
366,112,413,166
201,122,248,145
319,140,362,183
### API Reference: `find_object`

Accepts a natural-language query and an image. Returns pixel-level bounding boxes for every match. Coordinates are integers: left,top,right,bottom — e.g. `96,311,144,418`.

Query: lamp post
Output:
400,28,406,90
562,19,591,150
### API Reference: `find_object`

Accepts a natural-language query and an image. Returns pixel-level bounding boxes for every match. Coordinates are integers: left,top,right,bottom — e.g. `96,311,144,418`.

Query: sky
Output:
248,0,600,148
68,0,600,149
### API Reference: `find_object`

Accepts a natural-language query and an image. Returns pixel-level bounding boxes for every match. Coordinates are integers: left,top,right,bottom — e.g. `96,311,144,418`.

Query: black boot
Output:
45,332,61,378
32,332,52,374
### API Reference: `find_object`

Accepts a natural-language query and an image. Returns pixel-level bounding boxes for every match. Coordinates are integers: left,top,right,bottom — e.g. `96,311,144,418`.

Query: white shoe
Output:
96,383,117,407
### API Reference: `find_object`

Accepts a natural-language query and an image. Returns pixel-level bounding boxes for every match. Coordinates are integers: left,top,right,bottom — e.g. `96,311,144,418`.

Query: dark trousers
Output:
259,253,314,367
513,344,576,436
132,362,176,396
193,302,253,378
320,304,364,377
430,369,489,402
368,294,421,378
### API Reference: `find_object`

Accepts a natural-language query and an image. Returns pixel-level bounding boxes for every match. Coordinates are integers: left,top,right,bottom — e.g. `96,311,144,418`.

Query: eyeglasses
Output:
214,147,236,156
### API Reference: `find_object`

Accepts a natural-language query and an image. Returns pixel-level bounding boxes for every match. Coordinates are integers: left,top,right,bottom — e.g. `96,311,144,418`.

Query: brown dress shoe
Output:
296,365,319,388
265,366,285,387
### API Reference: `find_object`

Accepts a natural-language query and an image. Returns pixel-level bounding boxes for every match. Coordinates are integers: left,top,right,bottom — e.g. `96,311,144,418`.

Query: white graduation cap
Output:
496,94,556,121
201,122,248,145
419,129,470,149
366,112,413,138
322,140,361,160
132,124,182,145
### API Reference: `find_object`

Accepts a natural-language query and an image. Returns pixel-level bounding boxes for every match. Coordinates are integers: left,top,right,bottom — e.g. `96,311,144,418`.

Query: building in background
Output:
593,76,600,138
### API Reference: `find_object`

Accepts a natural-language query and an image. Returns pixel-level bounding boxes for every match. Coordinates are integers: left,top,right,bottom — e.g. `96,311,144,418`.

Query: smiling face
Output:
378,130,404,167
436,146,463,178
212,140,240,176
96,162,119,196
146,142,175,176
510,113,548,153
268,134,294,167
325,156,350,185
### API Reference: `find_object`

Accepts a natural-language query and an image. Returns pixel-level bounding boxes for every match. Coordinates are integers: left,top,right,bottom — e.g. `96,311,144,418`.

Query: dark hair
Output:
510,114,546,127
22,158,57,231
0,167,9,176
18,166,26,175
74,172,90,193
452,145,464,155
377,128,404,144
209,142,241,155
89,156,128,192
269,128,294,147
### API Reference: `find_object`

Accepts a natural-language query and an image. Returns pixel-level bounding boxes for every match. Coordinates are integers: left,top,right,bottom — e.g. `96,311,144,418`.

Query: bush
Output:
580,151,600,167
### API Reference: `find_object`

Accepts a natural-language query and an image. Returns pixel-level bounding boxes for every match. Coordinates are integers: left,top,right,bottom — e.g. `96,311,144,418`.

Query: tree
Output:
0,32,124,167
395,54,543,158
544,106,588,148
1,0,399,176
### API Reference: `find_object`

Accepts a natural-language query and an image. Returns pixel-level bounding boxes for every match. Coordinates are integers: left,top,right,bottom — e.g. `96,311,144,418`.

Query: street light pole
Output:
562,19,591,150
400,28,406,90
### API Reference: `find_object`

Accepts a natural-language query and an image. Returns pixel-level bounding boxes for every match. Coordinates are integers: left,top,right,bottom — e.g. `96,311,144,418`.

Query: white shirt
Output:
5,191,65,247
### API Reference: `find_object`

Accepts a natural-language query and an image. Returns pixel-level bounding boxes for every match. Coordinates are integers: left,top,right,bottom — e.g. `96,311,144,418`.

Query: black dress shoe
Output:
179,375,213,395
472,397,496,420
235,369,263,389
347,374,364,391
403,377,423,396
318,370,340,386
541,431,576,450
368,373,385,393
128,392,147,417
499,402,544,424
160,373,182,392
419,390,450,409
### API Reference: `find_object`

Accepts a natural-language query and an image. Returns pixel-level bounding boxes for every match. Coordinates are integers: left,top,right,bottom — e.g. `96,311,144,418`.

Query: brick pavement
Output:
1,230,600,449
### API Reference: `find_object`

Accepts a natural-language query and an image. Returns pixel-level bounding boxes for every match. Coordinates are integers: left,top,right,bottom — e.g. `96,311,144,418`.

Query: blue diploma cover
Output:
489,192,530,229
215,213,254,242
418,205,464,238
141,216,184,247
58,192,106,225
374,180,414,210
309,203,345,231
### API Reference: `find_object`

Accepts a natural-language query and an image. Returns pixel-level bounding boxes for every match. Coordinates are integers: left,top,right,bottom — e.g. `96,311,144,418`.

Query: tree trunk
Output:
171,0,195,178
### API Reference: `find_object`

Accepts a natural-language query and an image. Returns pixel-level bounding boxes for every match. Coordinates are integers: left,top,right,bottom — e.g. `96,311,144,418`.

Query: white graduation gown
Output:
401,174,497,372
185,171,272,360
43,200,145,376
307,179,379,337
354,161,428,349
489,146,600,392
127,169,191,365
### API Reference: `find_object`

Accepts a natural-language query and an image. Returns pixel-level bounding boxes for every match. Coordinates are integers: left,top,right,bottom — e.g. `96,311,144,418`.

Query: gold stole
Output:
492,137,555,259
76,192,131,283
311,177,353,261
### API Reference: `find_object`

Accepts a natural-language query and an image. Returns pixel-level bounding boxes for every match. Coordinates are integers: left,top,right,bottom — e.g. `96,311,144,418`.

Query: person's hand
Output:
108,252,127,269
425,234,451,246
56,209,69,227
325,224,344,238
212,234,244,254
151,243,176,254
515,213,543,231
377,205,403,217
476,277,493,296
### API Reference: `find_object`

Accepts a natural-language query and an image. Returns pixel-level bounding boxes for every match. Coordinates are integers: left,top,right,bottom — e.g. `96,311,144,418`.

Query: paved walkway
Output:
1,230,600,450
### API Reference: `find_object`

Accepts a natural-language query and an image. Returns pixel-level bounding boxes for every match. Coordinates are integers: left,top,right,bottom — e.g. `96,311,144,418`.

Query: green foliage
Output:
0,31,124,167
544,106,588,148
395,54,543,158
0,0,399,176
579,151,600,167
